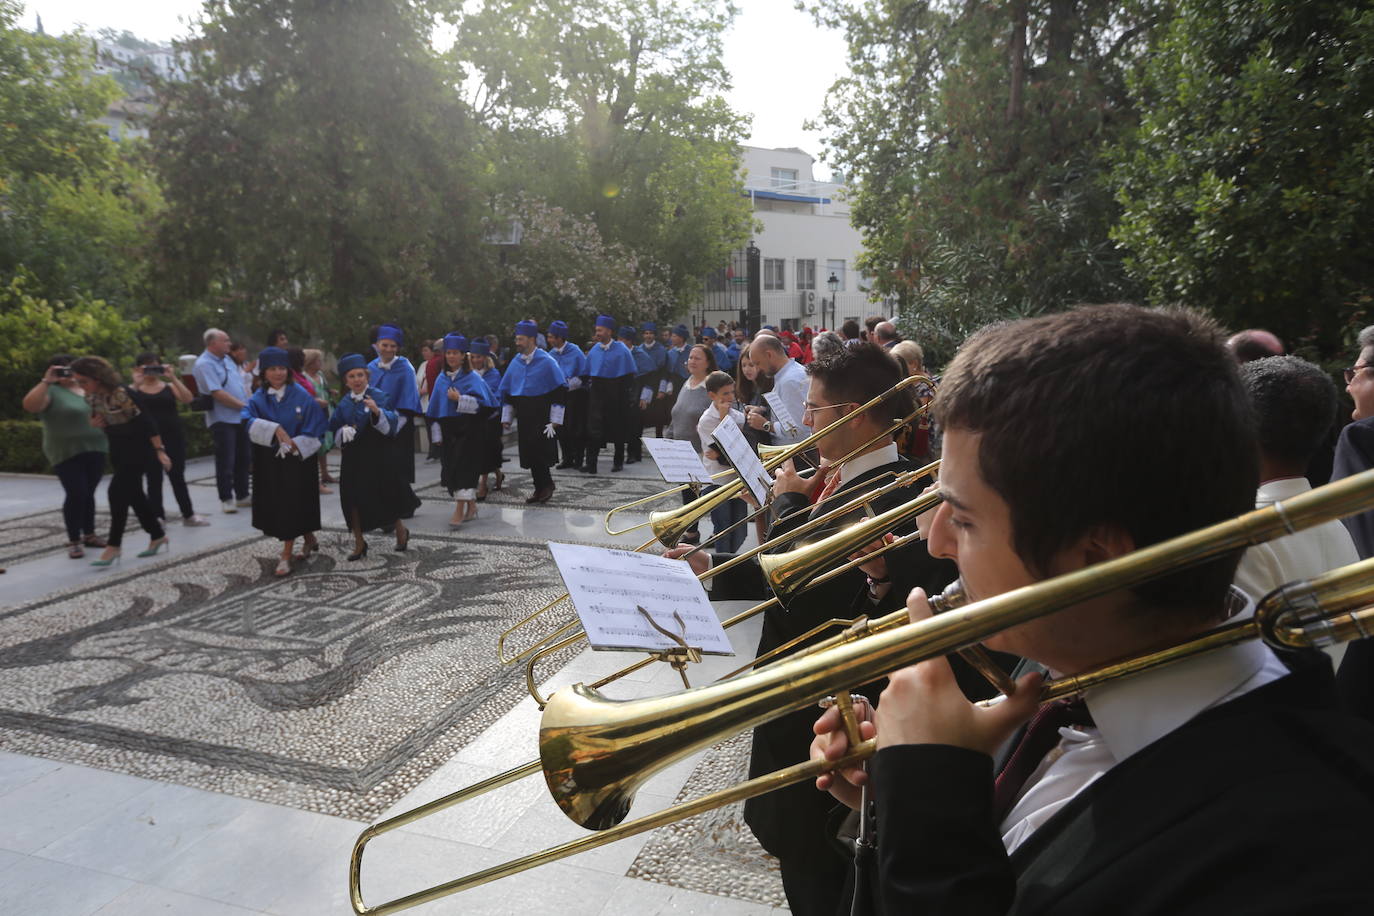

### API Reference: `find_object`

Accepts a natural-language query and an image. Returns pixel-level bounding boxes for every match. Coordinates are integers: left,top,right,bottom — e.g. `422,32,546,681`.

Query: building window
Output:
827,259,847,292
796,259,816,290
764,258,786,291
770,167,798,189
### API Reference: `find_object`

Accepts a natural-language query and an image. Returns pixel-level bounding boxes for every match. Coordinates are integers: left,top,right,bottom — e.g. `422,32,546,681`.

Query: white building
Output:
697,146,886,333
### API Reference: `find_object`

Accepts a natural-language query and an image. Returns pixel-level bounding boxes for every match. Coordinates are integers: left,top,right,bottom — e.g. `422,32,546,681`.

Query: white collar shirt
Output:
1234,477,1359,606
770,359,809,445
833,443,899,489
999,590,1288,853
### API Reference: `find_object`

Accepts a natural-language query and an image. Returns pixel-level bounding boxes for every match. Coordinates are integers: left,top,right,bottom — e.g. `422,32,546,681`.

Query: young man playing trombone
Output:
811,305,1374,913
672,341,958,916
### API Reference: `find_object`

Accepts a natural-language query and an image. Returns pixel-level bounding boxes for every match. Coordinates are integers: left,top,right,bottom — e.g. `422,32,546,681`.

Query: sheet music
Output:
548,543,734,654
763,391,801,438
643,437,712,483
711,418,773,506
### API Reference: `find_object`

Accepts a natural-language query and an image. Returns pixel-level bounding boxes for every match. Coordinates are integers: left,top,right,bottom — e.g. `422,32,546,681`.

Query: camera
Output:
54,367,73,378
143,365,167,376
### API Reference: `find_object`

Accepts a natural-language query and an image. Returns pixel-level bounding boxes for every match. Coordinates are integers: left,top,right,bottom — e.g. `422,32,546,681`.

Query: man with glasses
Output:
1332,325,1374,721
668,342,961,916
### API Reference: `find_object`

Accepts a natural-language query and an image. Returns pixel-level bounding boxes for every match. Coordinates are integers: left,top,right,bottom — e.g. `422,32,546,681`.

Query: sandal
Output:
274,557,292,577
67,542,85,559
82,534,108,548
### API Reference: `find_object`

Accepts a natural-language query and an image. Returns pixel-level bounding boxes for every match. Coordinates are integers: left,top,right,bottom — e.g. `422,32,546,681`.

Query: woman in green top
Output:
21,354,110,559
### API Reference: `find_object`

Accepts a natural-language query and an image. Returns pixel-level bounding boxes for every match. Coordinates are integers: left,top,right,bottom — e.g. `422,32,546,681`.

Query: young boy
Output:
697,369,749,552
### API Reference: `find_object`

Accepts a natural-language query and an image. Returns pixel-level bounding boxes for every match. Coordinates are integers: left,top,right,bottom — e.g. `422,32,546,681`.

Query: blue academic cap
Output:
548,320,570,337
514,319,538,338
336,353,368,376
617,325,637,341
377,324,403,345
672,324,689,339
641,321,657,332
595,314,616,330
469,338,491,356
701,326,718,338
443,333,468,352
259,346,289,370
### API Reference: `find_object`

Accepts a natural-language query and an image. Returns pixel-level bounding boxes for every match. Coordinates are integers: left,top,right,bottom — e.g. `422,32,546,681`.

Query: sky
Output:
23,0,848,178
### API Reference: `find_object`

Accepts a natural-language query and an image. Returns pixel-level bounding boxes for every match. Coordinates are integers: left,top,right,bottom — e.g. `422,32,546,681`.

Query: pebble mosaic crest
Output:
0,531,575,819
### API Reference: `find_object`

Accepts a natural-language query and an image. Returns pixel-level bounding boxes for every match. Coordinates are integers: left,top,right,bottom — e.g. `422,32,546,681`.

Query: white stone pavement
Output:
0,452,787,915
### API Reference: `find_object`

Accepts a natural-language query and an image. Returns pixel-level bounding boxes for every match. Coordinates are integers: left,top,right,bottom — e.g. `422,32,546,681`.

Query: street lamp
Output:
826,272,839,331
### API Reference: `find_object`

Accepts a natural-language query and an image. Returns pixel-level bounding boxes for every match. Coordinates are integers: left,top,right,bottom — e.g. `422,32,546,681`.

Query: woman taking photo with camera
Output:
69,356,171,566
132,352,209,528
22,355,109,559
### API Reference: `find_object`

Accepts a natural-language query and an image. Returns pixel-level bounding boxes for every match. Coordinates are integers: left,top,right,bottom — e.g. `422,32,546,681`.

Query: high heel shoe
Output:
296,537,319,562
90,549,122,567
347,542,368,561
394,529,410,552
274,556,292,577
494,470,505,491
137,537,170,558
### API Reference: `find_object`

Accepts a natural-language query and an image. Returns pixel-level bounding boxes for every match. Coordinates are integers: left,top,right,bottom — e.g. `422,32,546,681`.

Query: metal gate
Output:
698,245,760,332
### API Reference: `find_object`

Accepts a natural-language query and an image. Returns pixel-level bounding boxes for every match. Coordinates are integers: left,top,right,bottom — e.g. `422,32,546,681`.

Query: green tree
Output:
1110,0,1374,355
813,0,1163,364
149,0,481,349
449,0,754,311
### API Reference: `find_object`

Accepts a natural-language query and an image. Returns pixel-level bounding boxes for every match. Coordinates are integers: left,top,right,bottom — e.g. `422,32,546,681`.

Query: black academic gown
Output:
1330,417,1374,722
868,653,1374,915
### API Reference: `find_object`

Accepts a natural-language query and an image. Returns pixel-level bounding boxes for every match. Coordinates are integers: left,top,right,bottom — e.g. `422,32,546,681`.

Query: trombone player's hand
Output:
664,544,710,577
774,458,821,499
810,696,875,811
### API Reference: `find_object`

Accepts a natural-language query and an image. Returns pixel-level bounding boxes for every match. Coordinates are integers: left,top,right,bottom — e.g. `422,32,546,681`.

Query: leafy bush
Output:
0,418,46,472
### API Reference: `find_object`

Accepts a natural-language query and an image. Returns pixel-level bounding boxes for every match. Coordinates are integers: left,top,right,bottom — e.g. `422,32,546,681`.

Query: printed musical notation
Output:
763,391,801,438
642,437,712,484
711,420,773,506
548,542,734,655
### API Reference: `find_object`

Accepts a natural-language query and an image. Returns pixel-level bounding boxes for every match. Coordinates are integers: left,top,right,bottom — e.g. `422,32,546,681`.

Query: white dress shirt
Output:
770,359,809,446
1234,477,1359,603
999,592,1289,853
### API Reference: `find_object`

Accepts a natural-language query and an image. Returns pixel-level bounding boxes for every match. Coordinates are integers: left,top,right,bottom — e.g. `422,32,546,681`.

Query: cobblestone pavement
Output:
0,450,789,914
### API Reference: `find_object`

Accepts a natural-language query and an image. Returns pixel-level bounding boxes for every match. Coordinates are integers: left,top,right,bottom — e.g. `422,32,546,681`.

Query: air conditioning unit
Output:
801,290,817,315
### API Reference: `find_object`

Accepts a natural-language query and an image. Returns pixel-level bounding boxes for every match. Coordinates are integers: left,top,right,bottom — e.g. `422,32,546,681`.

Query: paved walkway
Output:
0,452,787,915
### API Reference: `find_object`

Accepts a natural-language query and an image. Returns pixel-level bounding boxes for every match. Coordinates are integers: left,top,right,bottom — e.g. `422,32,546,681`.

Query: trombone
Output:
349,467,1374,915
496,373,934,664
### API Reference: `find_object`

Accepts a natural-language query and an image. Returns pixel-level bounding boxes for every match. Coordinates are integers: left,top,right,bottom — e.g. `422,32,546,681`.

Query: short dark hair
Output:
267,328,288,348
135,351,160,366
689,343,718,373
705,370,734,394
805,341,911,428
1239,356,1337,467
287,346,306,372
934,304,1257,618
841,319,861,340
48,353,74,368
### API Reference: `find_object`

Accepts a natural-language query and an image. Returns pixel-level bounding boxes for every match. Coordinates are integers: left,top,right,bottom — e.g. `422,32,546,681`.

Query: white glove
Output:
456,394,479,415
543,422,558,438
501,405,514,426
275,441,293,459
337,425,357,445
566,376,582,390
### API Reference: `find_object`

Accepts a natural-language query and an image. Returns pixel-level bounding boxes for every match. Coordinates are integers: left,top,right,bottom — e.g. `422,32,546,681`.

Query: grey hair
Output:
203,327,227,345
810,330,846,360
1358,326,1374,351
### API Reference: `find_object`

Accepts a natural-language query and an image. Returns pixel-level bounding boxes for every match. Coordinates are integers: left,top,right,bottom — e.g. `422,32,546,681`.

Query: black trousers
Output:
54,450,105,542
777,839,850,916
531,461,553,491
106,455,165,547
210,420,250,501
144,434,195,519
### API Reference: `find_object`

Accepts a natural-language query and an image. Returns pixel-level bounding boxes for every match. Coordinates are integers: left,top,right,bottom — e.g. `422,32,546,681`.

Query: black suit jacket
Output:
869,652,1374,915
1330,417,1374,721
707,458,958,860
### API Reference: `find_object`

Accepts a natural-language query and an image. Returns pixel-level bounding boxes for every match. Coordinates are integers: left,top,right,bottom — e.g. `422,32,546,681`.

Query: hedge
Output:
0,410,216,474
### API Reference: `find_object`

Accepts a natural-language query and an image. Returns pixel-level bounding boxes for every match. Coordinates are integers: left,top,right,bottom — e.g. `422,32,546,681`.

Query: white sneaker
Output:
222,501,237,514
182,514,211,527
235,497,253,508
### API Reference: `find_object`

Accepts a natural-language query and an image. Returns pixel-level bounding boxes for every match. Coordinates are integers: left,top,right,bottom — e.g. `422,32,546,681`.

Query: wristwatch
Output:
763,420,773,433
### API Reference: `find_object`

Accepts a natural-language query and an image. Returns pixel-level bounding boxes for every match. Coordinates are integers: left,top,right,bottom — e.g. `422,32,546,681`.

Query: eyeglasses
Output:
1344,365,1372,384
802,401,859,419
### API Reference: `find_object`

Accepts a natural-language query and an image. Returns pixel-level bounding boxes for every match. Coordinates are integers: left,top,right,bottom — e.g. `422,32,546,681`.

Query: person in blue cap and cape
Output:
498,319,567,503
426,334,500,525
701,325,735,372
467,337,505,498
635,321,671,443
331,353,420,558
367,325,422,509
546,319,589,470
242,346,328,577
585,314,637,473
620,325,652,464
